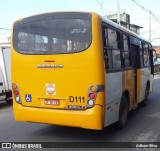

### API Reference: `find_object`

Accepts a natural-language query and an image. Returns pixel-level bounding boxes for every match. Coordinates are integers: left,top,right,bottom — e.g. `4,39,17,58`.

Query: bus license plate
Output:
44,99,60,106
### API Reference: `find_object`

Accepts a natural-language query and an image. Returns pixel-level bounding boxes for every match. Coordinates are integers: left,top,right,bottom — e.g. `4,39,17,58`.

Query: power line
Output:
96,0,107,16
151,30,160,36
132,18,149,21
0,28,11,30
151,25,160,36
131,0,160,42
133,17,160,21
138,21,150,25
131,0,160,23
141,31,149,34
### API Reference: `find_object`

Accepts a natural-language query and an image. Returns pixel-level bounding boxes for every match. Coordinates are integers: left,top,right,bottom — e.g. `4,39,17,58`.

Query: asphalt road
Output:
0,74,160,151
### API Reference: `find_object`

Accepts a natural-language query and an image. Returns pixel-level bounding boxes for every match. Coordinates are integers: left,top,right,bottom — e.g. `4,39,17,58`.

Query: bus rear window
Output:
13,18,91,54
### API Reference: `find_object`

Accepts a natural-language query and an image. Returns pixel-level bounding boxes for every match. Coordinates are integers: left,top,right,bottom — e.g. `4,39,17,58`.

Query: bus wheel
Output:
141,84,150,106
116,95,128,129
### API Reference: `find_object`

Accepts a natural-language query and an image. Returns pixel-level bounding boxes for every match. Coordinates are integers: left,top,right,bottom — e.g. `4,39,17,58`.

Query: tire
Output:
5,91,13,104
141,84,150,106
116,95,129,129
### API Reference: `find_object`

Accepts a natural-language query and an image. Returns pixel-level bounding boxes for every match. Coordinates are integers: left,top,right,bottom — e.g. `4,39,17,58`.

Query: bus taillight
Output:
90,85,97,93
13,90,19,96
86,85,98,108
88,100,94,106
89,93,95,99
12,83,17,89
12,83,21,104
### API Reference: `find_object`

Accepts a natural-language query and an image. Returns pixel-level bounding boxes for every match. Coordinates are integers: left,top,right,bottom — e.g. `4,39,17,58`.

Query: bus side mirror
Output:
0,82,3,86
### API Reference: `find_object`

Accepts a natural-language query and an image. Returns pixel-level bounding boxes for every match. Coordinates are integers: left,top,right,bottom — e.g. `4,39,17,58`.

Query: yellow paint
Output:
122,68,143,110
122,70,135,111
13,102,104,130
137,69,141,103
11,12,105,130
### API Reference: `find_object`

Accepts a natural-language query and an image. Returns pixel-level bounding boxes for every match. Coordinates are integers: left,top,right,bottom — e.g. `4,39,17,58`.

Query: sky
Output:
1,0,160,46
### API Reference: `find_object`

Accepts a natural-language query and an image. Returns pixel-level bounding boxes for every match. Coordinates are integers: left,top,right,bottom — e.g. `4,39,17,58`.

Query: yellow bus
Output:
11,12,154,130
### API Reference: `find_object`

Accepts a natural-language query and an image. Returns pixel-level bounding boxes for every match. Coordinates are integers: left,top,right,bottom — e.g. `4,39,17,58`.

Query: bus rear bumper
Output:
13,103,104,130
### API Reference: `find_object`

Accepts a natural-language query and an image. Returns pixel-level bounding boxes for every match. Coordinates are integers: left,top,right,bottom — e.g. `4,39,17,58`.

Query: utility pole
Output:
149,10,151,42
116,0,121,25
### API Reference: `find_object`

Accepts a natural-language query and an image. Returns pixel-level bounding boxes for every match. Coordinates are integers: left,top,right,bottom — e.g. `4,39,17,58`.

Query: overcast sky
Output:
1,0,160,45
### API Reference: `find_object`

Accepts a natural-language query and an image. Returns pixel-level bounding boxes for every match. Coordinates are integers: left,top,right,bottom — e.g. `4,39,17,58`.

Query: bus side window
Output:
140,42,144,67
103,27,113,69
130,36,141,69
122,34,132,68
108,28,121,69
143,43,150,67
103,26,121,70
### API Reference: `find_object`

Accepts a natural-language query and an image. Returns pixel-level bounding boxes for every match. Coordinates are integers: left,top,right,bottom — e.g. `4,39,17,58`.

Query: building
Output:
107,13,143,35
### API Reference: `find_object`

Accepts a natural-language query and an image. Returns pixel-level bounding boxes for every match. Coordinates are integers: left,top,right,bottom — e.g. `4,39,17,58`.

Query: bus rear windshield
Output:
13,18,92,54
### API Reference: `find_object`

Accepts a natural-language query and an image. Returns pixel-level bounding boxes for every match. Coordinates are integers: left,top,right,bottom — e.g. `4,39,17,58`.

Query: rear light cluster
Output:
12,83,21,104
86,85,98,108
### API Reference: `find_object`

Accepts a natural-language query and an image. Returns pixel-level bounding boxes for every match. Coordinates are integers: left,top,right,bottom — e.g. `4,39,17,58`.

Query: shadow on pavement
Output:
0,100,12,109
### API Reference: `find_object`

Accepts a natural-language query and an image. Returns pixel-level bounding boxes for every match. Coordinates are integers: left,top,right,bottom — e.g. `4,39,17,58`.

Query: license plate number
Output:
44,99,60,106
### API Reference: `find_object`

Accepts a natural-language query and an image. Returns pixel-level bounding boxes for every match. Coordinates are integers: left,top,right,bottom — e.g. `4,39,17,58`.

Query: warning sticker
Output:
46,83,56,95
